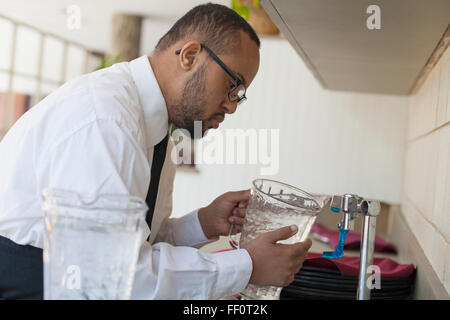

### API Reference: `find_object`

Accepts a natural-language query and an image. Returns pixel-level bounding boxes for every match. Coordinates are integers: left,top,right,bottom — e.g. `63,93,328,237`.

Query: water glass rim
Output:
252,178,321,209
42,187,148,214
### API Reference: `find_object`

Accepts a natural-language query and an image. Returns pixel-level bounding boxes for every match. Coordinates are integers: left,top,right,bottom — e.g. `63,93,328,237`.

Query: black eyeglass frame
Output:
175,44,247,104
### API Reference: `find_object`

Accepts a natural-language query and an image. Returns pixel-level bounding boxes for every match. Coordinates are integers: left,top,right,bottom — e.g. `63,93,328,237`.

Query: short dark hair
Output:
155,3,260,55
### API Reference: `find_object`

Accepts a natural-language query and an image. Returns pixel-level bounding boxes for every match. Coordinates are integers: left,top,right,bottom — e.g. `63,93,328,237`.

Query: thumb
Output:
263,225,298,243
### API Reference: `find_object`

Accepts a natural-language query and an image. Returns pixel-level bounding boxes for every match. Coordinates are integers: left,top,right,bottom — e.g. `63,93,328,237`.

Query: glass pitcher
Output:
42,188,147,300
229,179,330,300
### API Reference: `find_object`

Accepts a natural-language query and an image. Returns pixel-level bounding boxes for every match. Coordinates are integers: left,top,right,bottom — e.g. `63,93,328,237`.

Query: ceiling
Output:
261,0,450,95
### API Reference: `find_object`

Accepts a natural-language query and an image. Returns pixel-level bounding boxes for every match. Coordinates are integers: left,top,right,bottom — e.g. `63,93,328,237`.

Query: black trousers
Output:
0,235,43,299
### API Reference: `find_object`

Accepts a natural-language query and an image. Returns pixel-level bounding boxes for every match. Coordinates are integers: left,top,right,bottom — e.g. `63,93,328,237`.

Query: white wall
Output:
401,45,450,294
169,37,409,218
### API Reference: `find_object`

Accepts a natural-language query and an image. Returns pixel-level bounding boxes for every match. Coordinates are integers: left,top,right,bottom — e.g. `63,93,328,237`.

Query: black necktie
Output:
145,134,169,230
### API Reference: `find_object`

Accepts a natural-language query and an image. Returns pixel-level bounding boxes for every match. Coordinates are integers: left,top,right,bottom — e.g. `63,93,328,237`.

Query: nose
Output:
223,100,238,114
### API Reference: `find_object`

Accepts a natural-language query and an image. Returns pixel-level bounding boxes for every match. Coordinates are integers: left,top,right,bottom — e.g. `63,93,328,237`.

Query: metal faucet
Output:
321,194,380,300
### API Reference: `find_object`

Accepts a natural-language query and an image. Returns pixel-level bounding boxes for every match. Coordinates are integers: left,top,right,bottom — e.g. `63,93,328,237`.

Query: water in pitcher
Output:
239,194,320,247
238,183,326,300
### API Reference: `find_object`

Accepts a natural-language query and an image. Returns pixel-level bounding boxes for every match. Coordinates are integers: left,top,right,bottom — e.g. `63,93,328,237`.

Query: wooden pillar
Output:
110,13,142,62
248,4,279,35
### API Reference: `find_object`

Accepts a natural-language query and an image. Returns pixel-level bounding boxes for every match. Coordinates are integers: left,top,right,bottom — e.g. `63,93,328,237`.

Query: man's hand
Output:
245,225,312,287
198,190,250,239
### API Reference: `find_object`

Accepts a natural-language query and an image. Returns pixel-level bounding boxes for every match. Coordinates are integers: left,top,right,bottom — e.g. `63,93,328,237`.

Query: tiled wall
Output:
402,46,450,294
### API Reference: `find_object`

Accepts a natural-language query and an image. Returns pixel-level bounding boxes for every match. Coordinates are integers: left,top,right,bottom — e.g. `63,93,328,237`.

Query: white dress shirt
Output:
0,55,253,299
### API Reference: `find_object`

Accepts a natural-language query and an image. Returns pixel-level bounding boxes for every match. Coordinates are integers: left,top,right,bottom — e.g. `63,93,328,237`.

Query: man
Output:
0,3,312,299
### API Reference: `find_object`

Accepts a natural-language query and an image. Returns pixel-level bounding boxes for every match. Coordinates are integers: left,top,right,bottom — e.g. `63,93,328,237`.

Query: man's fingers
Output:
232,207,246,218
302,237,313,250
237,199,249,208
233,225,243,233
289,238,313,255
228,216,245,225
227,189,251,203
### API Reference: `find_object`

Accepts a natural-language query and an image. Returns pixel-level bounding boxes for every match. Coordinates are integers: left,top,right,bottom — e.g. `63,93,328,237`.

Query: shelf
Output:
260,0,450,95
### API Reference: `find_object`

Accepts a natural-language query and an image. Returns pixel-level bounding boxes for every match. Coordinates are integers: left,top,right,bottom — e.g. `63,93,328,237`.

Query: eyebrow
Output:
236,72,246,87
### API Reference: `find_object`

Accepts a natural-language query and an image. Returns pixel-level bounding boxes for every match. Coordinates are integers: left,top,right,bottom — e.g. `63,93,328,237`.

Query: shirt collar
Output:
129,55,169,147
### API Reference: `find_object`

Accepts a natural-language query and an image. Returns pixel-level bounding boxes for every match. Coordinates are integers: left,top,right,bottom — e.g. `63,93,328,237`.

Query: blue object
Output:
331,207,341,213
322,227,349,259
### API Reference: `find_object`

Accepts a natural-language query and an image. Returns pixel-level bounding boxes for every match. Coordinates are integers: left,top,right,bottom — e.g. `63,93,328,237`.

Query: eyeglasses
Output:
175,44,247,105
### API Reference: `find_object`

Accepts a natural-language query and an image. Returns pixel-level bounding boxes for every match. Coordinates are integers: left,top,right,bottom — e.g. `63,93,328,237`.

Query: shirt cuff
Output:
172,209,219,248
206,248,253,298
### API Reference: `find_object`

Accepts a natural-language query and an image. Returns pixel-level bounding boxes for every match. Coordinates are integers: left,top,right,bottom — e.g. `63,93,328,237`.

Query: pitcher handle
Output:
228,224,240,249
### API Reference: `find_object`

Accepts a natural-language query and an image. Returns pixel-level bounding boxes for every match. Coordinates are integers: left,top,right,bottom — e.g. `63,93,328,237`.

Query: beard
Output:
168,64,210,139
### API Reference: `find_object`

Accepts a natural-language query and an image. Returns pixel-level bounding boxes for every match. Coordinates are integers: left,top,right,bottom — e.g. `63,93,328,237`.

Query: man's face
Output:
170,31,260,138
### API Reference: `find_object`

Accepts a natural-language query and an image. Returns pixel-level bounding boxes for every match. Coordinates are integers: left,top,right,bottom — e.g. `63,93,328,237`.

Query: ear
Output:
177,41,202,71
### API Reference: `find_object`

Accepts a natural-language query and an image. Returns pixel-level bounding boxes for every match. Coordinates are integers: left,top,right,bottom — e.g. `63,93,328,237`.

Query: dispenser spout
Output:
322,225,349,259
322,194,359,259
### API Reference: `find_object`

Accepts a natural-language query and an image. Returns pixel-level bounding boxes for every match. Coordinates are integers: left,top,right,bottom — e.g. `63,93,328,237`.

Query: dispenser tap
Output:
321,193,380,300
322,194,362,259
